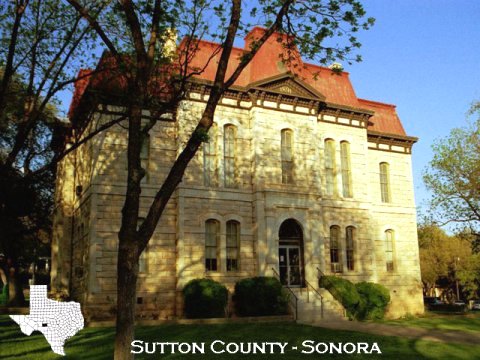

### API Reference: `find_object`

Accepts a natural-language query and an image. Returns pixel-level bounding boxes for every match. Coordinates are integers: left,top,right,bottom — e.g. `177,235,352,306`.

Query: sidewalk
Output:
303,320,480,346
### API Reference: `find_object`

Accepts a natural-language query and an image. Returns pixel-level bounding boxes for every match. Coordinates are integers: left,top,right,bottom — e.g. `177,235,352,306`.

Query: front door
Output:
279,246,302,286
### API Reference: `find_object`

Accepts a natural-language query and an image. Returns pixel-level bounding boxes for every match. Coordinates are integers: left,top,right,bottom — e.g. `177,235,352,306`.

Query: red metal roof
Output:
70,27,409,137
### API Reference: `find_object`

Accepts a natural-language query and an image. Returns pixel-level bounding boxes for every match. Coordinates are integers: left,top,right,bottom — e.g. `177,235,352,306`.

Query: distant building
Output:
51,28,424,321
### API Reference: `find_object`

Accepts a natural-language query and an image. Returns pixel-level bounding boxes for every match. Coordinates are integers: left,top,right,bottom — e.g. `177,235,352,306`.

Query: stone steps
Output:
290,287,346,323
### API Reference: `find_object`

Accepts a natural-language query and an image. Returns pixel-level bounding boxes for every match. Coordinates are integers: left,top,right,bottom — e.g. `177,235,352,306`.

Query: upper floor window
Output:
137,218,148,273
379,162,391,203
205,219,220,271
325,139,336,196
204,124,218,187
224,125,237,188
385,229,395,272
346,226,355,271
330,225,342,273
340,141,352,198
226,220,240,271
281,129,294,184
140,134,150,183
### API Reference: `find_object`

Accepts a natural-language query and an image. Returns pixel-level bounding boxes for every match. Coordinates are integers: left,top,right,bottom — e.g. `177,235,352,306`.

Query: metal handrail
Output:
302,278,324,319
317,266,347,318
271,267,298,320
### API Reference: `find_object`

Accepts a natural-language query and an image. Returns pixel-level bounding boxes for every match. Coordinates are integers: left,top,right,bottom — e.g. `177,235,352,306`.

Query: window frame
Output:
224,124,237,188
226,220,240,272
325,139,336,196
379,162,391,203
385,229,395,272
203,124,218,187
281,129,294,184
329,225,342,273
346,226,355,271
205,219,220,271
340,141,353,198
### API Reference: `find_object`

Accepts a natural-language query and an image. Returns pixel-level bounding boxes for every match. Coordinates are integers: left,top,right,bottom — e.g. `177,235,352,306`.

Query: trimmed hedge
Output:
183,278,228,319
319,276,390,320
233,277,288,316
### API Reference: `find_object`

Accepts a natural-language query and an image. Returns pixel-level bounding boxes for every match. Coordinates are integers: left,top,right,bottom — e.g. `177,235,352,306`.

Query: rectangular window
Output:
325,139,336,196
380,162,391,203
204,125,218,186
385,230,394,271
205,220,220,271
140,134,150,183
281,129,294,184
340,142,352,198
226,220,240,271
224,125,236,188
346,226,355,271
137,218,148,273
330,226,342,273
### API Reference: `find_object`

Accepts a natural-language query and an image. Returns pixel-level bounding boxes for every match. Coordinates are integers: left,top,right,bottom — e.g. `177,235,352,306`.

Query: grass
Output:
378,311,480,334
1,315,480,359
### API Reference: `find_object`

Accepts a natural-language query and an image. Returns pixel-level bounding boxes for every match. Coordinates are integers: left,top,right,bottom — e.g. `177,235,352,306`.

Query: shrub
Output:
355,282,390,320
233,277,288,316
319,275,363,319
183,278,228,319
319,276,390,320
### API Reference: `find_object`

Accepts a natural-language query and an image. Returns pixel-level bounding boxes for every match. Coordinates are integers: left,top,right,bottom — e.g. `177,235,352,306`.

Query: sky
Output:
344,0,480,217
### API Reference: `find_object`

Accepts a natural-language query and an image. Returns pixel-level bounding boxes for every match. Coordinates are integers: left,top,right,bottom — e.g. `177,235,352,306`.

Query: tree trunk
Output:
114,235,139,360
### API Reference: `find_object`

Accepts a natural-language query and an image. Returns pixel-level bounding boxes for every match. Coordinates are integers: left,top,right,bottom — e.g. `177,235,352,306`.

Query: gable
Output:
248,73,326,101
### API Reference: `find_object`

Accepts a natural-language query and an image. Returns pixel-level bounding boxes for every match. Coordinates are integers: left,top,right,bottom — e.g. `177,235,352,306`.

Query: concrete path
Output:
302,320,480,346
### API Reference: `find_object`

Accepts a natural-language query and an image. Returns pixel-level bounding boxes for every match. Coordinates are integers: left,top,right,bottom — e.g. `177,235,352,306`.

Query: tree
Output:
423,104,480,237
418,223,479,300
62,1,374,358
0,0,99,304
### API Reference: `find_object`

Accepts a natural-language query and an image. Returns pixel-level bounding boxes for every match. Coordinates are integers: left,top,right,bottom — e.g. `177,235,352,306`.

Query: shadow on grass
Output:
1,316,480,359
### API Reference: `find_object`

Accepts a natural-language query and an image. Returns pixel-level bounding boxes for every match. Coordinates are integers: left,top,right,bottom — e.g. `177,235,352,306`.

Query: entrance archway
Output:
278,219,305,287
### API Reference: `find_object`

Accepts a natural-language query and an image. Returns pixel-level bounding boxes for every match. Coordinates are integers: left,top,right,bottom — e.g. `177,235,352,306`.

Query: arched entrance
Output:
278,219,305,287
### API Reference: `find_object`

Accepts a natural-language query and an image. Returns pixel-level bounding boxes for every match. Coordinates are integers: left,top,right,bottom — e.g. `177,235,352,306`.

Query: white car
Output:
472,300,480,310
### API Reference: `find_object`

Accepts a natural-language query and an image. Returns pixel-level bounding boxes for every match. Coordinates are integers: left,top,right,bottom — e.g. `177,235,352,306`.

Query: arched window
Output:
226,220,240,271
281,129,294,184
205,219,220,271
379,162,391,203
346,226,355,271
203,124,218,186
325,139,336,196
330,225,342,273
340,141,352,198
224,125,236,188
385,229,395,272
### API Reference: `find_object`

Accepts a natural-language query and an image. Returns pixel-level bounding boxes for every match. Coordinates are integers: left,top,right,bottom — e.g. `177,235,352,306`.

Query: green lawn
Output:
378,311,480,334
1,316,480,359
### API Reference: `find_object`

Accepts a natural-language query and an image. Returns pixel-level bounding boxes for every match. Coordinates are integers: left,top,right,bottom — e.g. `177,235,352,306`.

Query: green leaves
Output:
423,108,480,234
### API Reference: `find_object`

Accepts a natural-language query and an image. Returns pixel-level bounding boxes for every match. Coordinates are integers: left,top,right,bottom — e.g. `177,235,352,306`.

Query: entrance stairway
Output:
292,287,346,323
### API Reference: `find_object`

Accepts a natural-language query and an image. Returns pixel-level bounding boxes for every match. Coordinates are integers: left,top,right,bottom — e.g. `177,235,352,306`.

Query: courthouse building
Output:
51,28,424,321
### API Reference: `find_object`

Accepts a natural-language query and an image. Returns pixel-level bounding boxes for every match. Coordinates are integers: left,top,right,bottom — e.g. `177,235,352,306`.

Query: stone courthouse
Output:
51,28,424,321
